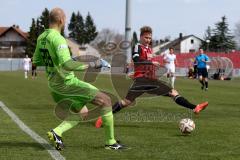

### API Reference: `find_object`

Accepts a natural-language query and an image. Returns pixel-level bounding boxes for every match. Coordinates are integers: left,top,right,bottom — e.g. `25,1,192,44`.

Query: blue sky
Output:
0,0,239,40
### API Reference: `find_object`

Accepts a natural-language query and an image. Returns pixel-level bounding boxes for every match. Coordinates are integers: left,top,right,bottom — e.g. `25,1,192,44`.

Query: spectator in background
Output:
31,61,37,79
163,47,177,88
188,67,194,79
23,54,31,79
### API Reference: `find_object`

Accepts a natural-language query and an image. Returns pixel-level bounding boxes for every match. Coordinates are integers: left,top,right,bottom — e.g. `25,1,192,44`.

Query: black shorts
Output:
197,68,208,78
125,77,172,102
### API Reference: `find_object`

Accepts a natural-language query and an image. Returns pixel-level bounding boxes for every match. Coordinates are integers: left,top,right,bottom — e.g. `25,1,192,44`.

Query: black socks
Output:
199,80,204,87
174,95,195,110
205,81,208,88
112,96,197,113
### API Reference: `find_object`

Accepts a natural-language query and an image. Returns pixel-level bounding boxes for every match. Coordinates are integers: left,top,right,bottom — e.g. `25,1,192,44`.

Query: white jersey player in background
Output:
23,54,31,79
163,47,177,88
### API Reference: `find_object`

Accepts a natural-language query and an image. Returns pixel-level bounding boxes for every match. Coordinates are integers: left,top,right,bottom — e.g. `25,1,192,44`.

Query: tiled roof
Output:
158,35,203,53
0,26,28,39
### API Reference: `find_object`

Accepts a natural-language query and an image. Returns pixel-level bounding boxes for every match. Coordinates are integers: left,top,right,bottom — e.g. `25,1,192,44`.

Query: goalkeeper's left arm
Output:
55,37,110,71
62,58,109,71
61,60,88,71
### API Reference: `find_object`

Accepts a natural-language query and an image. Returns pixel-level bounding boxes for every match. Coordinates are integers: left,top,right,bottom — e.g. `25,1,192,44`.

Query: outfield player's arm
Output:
204,55,210,63
175,56,178,66
132,44,140,63
163,54,168,64
33,41,44,66
132,44,154,65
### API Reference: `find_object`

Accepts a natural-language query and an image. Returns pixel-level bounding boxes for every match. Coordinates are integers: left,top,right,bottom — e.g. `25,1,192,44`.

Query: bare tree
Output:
90,28,124,56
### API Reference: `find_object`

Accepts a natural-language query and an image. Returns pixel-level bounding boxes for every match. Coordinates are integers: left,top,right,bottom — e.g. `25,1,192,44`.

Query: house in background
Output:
0,25,28,58
154,33,203,55
67,38,100,58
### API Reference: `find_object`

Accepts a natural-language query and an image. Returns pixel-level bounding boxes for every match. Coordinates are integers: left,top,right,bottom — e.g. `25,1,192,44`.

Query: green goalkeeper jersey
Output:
33,29,87,93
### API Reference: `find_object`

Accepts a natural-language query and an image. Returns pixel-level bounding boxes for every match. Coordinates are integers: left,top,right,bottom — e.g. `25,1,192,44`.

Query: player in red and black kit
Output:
95,26,208,128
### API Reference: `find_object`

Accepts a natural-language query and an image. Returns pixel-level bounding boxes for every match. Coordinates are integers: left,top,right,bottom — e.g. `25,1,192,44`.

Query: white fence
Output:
0,58,25,71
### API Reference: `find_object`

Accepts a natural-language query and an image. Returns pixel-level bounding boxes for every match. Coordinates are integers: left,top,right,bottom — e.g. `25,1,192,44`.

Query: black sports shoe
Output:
105,142,128,150
201,86,204,90
47,130,64,151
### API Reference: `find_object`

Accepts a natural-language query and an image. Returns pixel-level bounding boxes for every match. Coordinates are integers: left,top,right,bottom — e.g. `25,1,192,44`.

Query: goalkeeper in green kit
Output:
33,7,127,151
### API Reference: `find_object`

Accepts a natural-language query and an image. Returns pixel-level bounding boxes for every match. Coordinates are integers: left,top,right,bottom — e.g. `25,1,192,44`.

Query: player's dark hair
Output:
140,26,152,36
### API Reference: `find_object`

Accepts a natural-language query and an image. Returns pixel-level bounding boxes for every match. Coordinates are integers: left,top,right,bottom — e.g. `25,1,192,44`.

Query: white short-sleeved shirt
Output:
164,53,176,72
23,58,31,71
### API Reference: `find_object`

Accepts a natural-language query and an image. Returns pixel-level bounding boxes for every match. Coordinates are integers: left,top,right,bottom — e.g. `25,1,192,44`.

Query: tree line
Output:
26,9,238,57
201,16,236,52
131,16,237,52
25,8,97,57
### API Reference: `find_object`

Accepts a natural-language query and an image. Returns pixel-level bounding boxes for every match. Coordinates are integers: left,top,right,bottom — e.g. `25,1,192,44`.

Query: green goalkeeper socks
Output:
53,120,79,137
101,109,116,145
53,108,116,145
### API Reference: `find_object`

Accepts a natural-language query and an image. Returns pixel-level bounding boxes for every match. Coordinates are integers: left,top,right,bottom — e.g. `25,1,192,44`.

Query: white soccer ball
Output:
179,118,195,134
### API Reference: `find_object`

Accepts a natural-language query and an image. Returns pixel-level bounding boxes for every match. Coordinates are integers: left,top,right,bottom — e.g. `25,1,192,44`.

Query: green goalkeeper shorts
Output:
49,77,99,110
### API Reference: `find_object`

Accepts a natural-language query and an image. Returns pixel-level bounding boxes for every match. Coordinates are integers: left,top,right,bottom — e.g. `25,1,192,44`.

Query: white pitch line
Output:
0,101,65,160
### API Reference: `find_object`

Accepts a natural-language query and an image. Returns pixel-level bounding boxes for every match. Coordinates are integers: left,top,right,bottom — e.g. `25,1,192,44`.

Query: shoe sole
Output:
105,144,131,150
105,146,131,150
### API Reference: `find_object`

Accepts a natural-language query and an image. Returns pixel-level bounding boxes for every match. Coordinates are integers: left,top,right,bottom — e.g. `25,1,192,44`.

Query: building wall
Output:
0,46,25,58
0,29,27,57
66,39,100,58
180,37,202,53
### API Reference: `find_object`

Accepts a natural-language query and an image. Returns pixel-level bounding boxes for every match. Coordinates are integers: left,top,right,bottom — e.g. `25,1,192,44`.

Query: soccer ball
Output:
179,118,195,134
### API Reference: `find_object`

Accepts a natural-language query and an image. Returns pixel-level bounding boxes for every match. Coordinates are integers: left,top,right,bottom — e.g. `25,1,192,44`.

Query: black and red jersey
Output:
132,43,156,79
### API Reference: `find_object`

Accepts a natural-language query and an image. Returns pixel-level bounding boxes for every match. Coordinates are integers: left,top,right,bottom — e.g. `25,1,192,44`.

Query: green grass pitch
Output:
0,71,240,160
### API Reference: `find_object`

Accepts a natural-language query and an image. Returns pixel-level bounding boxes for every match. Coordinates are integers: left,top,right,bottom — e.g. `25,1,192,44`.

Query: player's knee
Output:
96,93,112,107
169,89,179,97
103,95,112,106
